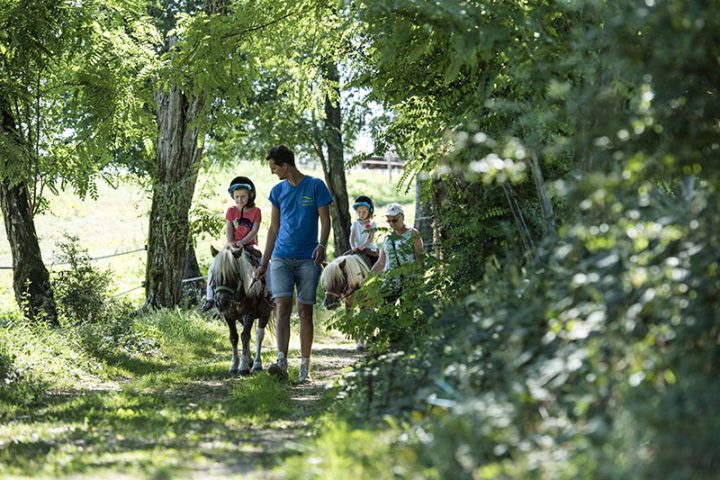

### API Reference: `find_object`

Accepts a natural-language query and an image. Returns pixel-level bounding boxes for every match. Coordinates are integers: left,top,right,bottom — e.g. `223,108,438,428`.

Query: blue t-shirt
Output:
269,175,334,259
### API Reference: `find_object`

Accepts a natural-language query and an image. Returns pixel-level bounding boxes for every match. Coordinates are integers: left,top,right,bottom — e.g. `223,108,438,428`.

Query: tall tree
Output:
0,0,157,322
204,3,366,257
143,0,306,307
321,62,352,255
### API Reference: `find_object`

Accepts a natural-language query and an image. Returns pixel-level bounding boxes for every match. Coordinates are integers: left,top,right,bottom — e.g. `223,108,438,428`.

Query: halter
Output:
213,285,236,295
325,283,361,302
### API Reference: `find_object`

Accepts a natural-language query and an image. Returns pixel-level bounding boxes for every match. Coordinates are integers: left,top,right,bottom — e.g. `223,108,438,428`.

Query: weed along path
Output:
0,316,361,479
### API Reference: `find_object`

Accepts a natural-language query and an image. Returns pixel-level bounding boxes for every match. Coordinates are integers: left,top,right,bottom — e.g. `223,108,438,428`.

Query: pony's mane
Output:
321,254,370,292
210,247,262,297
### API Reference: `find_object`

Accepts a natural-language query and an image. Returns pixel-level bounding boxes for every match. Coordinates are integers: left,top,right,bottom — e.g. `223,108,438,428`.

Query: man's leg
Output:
267,258,294,380
275,297,293,357
296,260,321,383
298,303,314,359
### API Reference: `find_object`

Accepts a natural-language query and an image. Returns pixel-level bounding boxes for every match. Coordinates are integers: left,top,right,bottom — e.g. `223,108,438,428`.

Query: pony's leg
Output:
252,324,265,372
252,311,270,372
226,316,240,375
238,315,252,375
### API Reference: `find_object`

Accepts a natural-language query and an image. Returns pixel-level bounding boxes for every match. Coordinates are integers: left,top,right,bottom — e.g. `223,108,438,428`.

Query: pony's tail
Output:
265,309,276,337
260,294,301,339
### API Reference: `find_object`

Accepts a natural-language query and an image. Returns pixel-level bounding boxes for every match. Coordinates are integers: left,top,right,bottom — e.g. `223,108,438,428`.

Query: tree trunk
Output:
529,152,556,237
502,181,535,256
321,62,351,256
0,179,58,324
429,176,449,259
145,84,205,308
0,96,57,324
183,243,202,280
413,174,434,251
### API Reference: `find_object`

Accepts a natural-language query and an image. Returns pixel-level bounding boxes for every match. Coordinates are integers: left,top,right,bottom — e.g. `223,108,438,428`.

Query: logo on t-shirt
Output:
301,195,314,207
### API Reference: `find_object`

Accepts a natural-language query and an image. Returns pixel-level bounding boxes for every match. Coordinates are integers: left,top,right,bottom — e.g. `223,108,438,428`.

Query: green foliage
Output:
51,236,132,325
0,0,158,205
188,191,225,242
0,331,46,408
199,0,370,166
303,0,720,478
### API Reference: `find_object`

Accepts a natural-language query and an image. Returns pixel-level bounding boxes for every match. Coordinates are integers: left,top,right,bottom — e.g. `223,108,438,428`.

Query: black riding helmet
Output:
352,195,374,215
228,176,256,203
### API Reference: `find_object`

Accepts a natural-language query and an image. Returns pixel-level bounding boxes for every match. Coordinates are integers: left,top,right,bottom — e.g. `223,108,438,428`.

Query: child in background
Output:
348,195,379,265
200,176,272,311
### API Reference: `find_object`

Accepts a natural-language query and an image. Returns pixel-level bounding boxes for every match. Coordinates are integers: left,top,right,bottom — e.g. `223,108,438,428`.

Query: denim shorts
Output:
269,257,322,305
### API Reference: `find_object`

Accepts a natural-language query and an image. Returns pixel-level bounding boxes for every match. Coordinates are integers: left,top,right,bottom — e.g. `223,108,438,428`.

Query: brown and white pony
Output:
320,254,371,310
210,245,272,375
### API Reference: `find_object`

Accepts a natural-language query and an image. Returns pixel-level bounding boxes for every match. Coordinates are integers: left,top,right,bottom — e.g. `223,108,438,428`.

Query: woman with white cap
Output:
370,203,424,300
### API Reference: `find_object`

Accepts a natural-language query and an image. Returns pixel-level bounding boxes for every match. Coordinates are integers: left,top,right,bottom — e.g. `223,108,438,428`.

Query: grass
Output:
0,310,302,478
0,161,415,311
277,420,434,480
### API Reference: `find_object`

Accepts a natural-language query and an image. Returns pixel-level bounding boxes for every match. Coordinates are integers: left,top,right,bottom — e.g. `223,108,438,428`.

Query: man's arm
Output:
312,204,331,265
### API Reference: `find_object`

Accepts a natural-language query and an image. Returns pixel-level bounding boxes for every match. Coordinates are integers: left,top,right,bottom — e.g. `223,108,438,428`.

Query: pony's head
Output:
210,245,261,313
320,255,370,309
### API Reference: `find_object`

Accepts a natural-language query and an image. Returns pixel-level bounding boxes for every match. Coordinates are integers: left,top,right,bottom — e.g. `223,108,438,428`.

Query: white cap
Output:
384,203,404,216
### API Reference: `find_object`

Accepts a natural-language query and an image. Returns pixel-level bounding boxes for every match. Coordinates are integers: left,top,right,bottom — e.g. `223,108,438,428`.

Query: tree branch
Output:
222,6,306,42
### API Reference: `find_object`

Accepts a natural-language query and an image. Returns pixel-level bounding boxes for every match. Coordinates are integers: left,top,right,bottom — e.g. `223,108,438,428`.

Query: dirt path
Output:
189,330,363,479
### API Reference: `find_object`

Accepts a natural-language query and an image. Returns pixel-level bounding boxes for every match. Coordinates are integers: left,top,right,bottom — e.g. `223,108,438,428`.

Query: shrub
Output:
51,235,132,325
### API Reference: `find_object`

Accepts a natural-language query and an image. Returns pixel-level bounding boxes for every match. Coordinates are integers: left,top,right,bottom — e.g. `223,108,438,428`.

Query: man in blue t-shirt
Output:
255,145,333,383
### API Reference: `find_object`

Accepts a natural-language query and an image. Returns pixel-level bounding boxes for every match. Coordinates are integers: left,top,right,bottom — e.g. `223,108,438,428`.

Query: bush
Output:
51,235,132,325
327,177,720,479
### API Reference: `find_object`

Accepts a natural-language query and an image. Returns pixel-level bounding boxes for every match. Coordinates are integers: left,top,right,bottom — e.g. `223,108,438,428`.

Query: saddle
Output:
343,249,379,269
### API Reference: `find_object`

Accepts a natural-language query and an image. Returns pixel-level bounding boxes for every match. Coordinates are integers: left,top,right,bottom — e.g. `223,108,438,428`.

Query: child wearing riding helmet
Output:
200,176,272,311
225,176,261,253
349,195,379,261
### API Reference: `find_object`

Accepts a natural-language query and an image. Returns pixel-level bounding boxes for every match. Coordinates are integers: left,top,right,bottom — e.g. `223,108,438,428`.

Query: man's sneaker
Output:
298,362,311,384
268,358,288,381
199,299,214,312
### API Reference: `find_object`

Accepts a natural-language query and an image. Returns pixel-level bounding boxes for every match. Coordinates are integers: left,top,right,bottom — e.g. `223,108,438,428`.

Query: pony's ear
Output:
210,245,219,257
231,247,244,258
339,258,346,269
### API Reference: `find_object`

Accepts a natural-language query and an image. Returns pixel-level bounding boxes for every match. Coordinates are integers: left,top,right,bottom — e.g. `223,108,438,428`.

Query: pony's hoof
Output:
229,368,239,376
239,368,251,376
251,362,263,373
